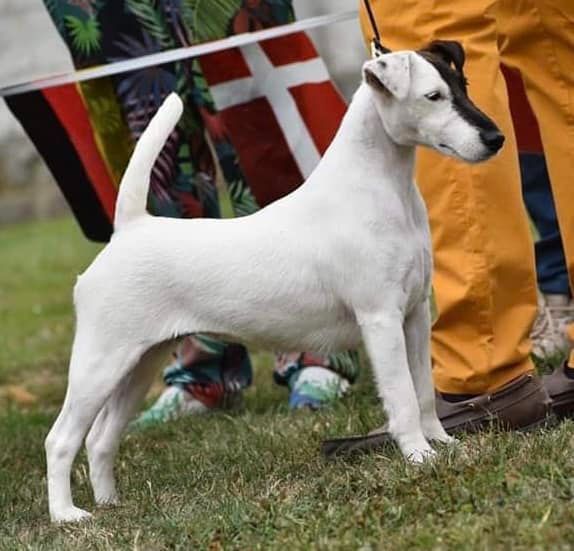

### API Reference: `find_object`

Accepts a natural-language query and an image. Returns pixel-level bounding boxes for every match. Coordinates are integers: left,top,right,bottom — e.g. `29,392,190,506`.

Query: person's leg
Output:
520,152,573,358
498,0,574,297
131,336,252,428
360,0,538,395
496,0,574,413
520,153,570,297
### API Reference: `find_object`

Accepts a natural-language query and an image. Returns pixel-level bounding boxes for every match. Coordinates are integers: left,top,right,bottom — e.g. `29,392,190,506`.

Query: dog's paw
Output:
403,443,436,464
432,433,457,446
422,420,455,445
51,506,93,524
94,486,119,507
95,494,120,508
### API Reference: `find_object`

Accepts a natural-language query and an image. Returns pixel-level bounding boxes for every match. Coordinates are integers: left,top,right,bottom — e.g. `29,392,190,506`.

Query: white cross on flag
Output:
199,32,347,207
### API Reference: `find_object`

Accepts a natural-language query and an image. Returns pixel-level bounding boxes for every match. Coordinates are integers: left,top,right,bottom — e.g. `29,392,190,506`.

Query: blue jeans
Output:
520,153,570,296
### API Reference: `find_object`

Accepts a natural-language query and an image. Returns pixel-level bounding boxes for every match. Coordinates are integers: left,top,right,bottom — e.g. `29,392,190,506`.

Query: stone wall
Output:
0,0,364,227
0,0,72,225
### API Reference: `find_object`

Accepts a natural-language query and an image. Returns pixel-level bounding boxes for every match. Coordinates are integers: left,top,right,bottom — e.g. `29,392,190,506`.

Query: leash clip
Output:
371,39,384,59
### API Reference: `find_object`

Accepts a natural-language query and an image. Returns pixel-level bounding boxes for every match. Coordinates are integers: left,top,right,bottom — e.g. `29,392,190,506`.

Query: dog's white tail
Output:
114,93,184,230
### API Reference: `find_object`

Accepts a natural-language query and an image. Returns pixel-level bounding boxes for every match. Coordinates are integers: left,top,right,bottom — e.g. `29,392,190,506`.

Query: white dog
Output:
45,40,504,523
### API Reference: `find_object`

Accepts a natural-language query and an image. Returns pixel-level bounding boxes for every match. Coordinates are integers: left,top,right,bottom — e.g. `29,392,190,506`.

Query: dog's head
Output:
362,40,503,163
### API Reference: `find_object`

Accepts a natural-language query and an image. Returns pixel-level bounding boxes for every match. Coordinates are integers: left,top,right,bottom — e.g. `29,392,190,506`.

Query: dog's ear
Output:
363,52,411,100
427,40,465,74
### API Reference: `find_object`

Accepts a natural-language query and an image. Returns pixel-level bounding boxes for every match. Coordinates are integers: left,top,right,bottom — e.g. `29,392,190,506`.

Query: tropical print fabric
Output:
44,0,272,219
41,0,360,406
274,351,360,387
163,335,252,409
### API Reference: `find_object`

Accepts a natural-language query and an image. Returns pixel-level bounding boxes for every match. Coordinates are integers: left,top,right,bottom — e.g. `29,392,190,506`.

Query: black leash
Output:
362,0,390,55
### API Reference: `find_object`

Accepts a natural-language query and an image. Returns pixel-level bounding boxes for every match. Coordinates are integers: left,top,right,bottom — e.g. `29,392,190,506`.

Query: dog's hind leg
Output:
404,300,453,444
45,330,146,523
86,342,172,506
360,311,435,463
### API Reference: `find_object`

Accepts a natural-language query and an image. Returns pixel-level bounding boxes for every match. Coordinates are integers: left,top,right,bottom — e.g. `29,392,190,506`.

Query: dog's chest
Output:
362,190,432,305
404,236,432,306
400,189,432,304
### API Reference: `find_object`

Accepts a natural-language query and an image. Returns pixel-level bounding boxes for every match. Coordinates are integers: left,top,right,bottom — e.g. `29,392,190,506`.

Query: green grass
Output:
1,217,574,549
0,217,102,404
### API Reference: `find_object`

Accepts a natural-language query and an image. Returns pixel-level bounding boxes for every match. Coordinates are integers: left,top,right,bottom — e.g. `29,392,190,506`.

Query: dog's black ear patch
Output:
419,41,499,134
427,41,465,74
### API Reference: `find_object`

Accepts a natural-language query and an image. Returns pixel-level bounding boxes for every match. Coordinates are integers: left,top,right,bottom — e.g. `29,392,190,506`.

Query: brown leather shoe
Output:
543,363,574,418
436,373,551,434
321,373,551,458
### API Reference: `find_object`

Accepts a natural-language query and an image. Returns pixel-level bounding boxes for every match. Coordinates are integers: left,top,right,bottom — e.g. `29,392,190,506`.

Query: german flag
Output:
5,84,118,242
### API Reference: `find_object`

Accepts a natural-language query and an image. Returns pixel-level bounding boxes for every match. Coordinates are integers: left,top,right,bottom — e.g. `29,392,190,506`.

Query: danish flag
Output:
199,32,347,207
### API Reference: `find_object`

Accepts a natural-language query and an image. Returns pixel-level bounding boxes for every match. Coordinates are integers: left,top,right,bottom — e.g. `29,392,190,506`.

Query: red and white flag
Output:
199,32,347,207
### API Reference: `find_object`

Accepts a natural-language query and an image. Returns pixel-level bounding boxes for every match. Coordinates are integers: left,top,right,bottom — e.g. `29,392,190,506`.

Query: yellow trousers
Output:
360,0,574,393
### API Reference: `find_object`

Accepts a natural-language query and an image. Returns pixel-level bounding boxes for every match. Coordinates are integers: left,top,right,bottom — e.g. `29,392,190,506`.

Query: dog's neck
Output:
321,83,416,195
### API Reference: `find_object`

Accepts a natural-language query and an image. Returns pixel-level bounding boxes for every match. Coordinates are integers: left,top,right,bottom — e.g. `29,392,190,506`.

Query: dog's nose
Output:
480,129,505,152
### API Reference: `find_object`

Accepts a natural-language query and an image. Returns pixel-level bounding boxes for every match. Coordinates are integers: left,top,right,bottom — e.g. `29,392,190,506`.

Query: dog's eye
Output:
425,91,442,101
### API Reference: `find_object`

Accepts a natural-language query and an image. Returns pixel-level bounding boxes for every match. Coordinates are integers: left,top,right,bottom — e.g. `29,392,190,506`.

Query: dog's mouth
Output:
437,143,493,164
437,143,463,158
438,143,455,153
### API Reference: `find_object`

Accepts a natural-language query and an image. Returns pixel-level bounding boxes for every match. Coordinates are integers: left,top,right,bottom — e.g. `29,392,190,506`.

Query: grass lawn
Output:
2,217,574,549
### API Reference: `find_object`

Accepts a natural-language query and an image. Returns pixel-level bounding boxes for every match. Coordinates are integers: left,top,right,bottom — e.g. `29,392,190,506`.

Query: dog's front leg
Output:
404,300,454,444
360,312,435,463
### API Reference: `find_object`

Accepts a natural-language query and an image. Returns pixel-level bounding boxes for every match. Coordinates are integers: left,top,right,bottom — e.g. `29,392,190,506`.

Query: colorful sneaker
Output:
546,294,574,349
288,366,350,410
130,385,208,430
531,293,574,360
